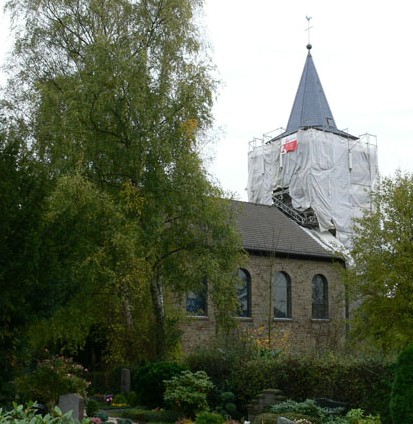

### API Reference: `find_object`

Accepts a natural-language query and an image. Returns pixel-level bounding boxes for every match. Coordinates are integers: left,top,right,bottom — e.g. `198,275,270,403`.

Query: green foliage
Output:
0,130,52,397
112,394,128,406
347,171,413,353
390,343,413,424
266,401,380,424
269,399,332,422
94,412,108,422
345,409,381,424
214,392,238,419
15,355,89,408
194,411,225,424
125,391,139,407
132,361,187,408
0,402,87,424
120,408,180,423
164,370,215,418
186,351,393,423
86,400,100,418
252,413,283,424
3,0,244,363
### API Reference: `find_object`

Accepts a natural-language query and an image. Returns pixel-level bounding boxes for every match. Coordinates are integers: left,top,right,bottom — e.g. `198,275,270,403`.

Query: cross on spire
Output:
305,16,313,48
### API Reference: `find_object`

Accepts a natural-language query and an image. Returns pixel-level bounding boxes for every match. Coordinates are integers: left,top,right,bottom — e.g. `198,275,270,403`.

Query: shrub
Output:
94,412,108,423
390,343,413,424
252,413,279,424
269,399,329,420
164,370,215,418
125,391,138,407
228,353,393,421
345,408,381,423
86,400,100,417
15,355,90,408
112,394,128,407
214,392,238,419
0,402,86,424
132,361,187,408
195,411,225,424
121,408,180,422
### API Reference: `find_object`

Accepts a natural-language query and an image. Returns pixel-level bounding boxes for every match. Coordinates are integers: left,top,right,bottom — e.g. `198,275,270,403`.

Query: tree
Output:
347,171,413,352
390,343,413,424
3,0,244,361
0,123,53,397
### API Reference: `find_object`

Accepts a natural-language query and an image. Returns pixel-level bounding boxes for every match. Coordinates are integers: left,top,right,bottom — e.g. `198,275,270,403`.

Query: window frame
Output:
273,271,292,319
312,274,329,320
186,279,208,317
236,268,251,318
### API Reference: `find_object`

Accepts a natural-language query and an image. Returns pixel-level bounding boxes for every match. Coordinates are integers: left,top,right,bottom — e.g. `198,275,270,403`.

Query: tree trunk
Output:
150,275,167,359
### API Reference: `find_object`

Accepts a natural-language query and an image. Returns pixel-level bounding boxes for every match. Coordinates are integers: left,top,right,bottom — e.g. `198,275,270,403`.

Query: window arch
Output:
312,274,329,319
186,279,207,316
273,271,292,319
236,268,251,317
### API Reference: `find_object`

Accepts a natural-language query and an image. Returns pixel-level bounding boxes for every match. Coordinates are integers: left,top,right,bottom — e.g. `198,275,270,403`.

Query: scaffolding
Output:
247,128,379,248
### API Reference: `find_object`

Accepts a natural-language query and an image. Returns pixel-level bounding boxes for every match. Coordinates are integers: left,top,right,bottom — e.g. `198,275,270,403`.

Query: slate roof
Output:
274,45,357,141
231,200,340,261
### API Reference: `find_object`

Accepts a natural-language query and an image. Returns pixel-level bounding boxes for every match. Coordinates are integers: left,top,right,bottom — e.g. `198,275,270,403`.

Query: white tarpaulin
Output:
247,128,378,248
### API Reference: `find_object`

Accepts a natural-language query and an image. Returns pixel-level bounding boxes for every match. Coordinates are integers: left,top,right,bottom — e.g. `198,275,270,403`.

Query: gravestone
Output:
120,368,131,394
58,393,85,422
277,418,294,424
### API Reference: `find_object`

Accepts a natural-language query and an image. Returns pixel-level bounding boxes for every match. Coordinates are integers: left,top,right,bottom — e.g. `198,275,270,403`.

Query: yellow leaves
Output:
180,118,198,142
120,179,144,215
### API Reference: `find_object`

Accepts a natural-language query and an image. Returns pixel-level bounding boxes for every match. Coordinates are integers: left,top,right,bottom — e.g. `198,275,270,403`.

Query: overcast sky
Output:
1,1,413,201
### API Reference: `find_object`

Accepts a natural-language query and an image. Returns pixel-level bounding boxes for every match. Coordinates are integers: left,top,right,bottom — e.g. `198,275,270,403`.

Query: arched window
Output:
273,271,292,319
312,274,329,319
236,268,251,317
186,280,207,316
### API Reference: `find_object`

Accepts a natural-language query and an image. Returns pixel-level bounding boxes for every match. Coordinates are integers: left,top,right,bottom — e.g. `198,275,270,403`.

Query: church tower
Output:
247,44,378,249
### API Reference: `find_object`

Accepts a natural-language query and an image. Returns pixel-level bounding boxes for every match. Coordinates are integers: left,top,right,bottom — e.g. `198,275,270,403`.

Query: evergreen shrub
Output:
194,411,224,424
131,361,187,408
390,343,413,424
185,350,394,423
164,370,214,418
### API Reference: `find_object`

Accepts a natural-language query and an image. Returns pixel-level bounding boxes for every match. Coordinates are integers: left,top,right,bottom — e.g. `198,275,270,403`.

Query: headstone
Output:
58,393,85,423
120,368,131,394
277,418,294,424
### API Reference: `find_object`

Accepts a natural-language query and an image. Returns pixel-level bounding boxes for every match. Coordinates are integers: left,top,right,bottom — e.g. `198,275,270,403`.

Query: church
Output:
180,43,378,354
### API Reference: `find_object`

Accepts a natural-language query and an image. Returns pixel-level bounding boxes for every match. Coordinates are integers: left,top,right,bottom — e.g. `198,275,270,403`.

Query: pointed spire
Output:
275,45,357,140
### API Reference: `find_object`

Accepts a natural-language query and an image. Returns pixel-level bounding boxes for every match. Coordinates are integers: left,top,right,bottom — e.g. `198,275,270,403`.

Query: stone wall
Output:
179,254,346,354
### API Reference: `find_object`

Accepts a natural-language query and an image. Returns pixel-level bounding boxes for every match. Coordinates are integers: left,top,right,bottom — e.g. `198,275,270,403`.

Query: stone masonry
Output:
179,254,346,354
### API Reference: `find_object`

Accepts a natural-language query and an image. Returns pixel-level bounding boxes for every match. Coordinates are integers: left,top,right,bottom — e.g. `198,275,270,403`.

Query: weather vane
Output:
305,16,313,47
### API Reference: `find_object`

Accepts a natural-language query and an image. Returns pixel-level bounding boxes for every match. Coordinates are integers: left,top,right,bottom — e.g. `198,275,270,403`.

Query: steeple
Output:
275,45,357,140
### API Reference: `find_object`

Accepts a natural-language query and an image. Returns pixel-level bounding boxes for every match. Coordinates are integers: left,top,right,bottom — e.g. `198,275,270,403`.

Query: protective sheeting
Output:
247,128,378,248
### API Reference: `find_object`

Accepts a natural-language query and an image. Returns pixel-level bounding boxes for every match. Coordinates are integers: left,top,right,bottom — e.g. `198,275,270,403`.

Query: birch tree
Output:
4,0,243,361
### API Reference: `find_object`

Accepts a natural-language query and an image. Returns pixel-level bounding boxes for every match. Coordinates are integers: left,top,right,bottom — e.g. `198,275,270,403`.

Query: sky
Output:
1,1,413,201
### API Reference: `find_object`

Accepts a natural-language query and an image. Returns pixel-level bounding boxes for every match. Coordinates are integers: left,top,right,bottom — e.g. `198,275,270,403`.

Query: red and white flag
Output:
281,139,298,154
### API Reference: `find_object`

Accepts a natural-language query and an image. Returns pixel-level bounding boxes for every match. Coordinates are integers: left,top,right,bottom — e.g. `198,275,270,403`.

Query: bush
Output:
121,408,180,423
164,370,215,418
15,355,90,408
229,354,393,422
252,413,279,424
214,392,239,419
269,399,335,423
86,400,100,418
94,412,108,422
112,394,128,407
125,391,138,407
132,361,187,408
390,344,413,424
0,402,85,424
195,411,224,424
